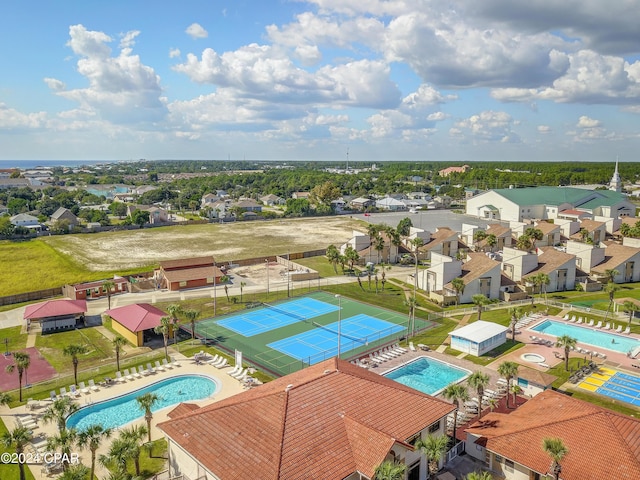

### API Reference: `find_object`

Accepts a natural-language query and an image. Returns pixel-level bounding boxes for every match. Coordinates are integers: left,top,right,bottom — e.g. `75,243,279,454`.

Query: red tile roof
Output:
465,389,640,479
106,303,167,332
23,299,87,320
159,358,455,480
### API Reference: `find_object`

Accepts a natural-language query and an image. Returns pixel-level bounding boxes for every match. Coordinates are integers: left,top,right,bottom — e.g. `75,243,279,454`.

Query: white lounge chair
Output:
162,358,173,369
595,321,603,328
624,326,631,334
604,323,611,330
133,367,142,378
587,319,594,327
79,382,89,394
59,387,68,397
49,391,57,401
88,380,99,392
215,358,228,369
232,368,248,379
171,356,181,367
69,385,81,398
563,314,569,320
115,372,125,383
227,365,242,376
155,360,165,372
395,344,408,353
207,355,220,365
124,369,134,381
409,342,416,352
146,363,156,374
615,325,623,333
576,318,583,324
236,371,249,382
569,315,576,322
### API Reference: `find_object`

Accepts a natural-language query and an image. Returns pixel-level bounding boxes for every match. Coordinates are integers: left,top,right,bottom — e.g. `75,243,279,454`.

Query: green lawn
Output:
0,418,36,480
35,327,115,372
444,340,525,366
294,256,342,278
0,326,28,352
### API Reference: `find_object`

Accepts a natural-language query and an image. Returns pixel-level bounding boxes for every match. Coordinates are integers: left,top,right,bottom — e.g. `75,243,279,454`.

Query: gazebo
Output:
449,320,509,356
106,303,168,347
24,299,87,334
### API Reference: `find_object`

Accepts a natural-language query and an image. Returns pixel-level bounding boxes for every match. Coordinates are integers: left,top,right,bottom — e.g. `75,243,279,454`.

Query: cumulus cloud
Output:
186,23,208,39
450,110,521,143
49,25,167,124
577,116,601,128
0,103,47,129
169,48,181,58
537,125,552,134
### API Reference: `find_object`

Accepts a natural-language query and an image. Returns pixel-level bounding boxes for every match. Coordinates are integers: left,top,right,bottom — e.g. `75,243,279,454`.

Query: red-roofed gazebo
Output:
106,303,168,347
24,299,87,333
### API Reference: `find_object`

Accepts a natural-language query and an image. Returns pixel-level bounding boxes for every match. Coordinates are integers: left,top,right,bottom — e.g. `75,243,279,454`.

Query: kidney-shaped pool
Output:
67,374,219,430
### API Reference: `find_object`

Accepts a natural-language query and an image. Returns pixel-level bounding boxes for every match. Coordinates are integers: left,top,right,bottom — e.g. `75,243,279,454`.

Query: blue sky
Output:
1,0,640,162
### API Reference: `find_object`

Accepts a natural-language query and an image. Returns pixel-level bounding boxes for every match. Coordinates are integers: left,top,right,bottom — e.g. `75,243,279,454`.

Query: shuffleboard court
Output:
267,314,405,364
216,297,339,336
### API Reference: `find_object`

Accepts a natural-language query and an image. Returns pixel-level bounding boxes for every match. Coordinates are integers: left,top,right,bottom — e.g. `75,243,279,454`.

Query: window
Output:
428,421,440,433
505,459,514,472
179,281,187,287
495,455,503,463
407,433,421,446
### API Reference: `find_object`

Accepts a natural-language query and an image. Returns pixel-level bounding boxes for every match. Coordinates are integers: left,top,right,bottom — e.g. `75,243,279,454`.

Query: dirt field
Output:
43,217,363,271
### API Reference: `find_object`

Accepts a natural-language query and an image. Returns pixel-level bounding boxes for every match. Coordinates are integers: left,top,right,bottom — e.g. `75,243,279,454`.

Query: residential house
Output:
402,198,429,210
331,198,347,213
10,213,40,228
449,321,508,356
464,389,640,480
147,206,169,224
526,247,577,292
554,218,581,238
0,178,31,189
229,199,262,214
475,224,513,252
157,256,224,291
530,221,561,247
291,192,310,199
501,247,538,282
433,195,452,208
260,194,285,206
50,207,79,229
591,242,640,283
349,196,375,211
344,230,403,264
571,218,607,244
200,193,222,209
158,358,455,480
375,196,407,211
466,184,635,222
417,227,459,261
565,240,605,273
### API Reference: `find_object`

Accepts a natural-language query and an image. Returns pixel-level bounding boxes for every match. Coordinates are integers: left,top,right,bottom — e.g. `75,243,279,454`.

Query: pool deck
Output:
0,351,246,479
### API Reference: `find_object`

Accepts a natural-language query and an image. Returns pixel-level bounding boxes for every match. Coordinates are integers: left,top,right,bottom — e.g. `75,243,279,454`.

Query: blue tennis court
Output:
267,314,405,364
216,297,339,337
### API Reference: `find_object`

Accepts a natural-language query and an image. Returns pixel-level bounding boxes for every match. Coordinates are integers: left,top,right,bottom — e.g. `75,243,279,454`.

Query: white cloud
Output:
50,25,167,124
0,103,47,129
577,116,601,128
293,45,322,66
169,48,181,59
44,78,66,92
537,125,552,134
186,23,208,39
451,110,521,143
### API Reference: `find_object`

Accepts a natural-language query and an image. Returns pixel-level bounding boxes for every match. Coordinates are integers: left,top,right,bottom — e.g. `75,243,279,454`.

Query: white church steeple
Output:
609,157,622,193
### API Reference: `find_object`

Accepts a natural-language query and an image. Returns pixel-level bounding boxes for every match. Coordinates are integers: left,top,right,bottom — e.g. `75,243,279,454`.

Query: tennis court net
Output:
262,302,307,322
311,320,367,345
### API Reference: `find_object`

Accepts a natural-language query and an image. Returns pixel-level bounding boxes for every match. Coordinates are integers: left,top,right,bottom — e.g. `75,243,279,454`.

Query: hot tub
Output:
521,353,545,363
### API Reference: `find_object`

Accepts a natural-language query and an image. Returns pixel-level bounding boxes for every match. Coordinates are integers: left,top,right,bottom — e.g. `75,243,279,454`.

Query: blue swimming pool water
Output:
532,319,640,353
384,357,470,395
67,375,218,430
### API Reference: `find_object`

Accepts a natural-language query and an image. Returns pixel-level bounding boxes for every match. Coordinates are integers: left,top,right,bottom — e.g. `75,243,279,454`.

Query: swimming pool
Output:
67,375,218,430
532,320,640,354
384,357,471,395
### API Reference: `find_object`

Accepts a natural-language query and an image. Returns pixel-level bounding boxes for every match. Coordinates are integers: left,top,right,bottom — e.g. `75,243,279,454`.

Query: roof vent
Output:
323,369,333,375
285,384,294,392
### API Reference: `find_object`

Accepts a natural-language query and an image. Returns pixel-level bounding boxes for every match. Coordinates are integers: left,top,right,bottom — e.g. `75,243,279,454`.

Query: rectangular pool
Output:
532,319,640,354
384,357,471,396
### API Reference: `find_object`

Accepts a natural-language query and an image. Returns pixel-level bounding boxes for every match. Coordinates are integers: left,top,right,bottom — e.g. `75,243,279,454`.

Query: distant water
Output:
0,160,129,169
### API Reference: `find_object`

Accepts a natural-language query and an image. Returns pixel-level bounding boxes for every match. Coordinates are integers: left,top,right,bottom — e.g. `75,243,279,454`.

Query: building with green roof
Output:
466,186,635,222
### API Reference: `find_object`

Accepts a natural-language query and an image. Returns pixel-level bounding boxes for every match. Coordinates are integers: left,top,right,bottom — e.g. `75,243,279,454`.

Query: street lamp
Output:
266,259,270,297
213,259,217,317
335,294,342,358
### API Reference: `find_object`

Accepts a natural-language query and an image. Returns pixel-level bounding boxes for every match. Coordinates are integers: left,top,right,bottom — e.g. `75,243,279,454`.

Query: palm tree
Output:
471,294,489,320
240,281,247,302
166,304,183,345
5,351,30,402
542,437,568,480
622,300,639,326
112,336,127,373
42,396,80,432
442,383,469,439
497,361,519,408
509,384,522,408
99,433,141,477
63,343,88,386
485,233,497,252
473,230,487,251
416,434,449,479
373,460,407,480
524,227,543,251
508,307,520,342
154,316,172,361
46,428,78,471
118,425,148,477
465,471,494,480
604,268,620,283
221,275,230,302
136,392,160,443
555,335,577,371
103,280,116,310
78,424,113,480
467,371,490,419
326,244,340,274
184,309,201,342
0,392,12,406
344,244,360,271
404,296,418,338
516,234,532,251
603,282,620,322
1,426,32,480
373,234,385,265
451,278,465,306
536,272,550,303
57,464,90,480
